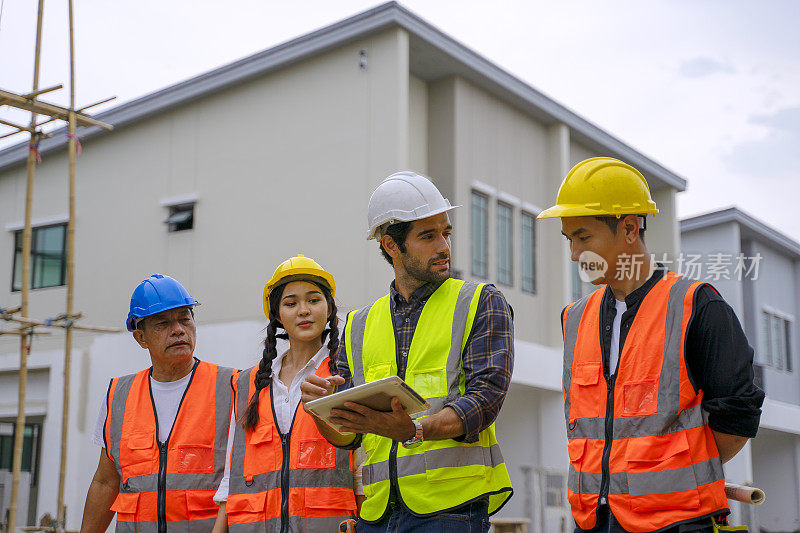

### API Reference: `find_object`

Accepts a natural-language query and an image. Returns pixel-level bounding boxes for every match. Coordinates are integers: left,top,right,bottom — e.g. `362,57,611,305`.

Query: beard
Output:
400,252,451,284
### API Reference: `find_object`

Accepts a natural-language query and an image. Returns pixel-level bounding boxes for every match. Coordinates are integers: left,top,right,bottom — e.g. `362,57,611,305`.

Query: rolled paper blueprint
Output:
724,482,765,505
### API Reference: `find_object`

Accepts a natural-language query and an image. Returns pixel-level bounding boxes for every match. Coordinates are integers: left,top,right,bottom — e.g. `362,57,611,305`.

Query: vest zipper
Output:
146,359,199,533
269,385,299,533
280,433,290,533
599,374,616,503
157,441,168,533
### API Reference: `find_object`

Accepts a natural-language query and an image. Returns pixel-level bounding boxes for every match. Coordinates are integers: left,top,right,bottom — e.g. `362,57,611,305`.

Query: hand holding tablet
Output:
304,376,430,434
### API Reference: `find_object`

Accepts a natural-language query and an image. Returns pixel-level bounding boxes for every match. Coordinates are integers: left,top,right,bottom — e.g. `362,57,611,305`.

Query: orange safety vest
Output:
562,273,728,532
104,360,234,533
226,358,356,533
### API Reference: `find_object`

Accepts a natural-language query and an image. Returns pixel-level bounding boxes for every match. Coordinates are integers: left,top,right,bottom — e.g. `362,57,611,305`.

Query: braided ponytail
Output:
241,286,285,432
326,298,340,377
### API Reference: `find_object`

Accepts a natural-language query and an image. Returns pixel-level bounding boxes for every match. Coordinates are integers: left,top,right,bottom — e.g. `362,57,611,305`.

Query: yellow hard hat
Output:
538,157,658,219
262,255,336,318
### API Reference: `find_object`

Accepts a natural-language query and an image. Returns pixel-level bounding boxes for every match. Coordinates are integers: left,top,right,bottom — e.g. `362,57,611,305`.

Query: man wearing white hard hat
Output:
302,171,514,532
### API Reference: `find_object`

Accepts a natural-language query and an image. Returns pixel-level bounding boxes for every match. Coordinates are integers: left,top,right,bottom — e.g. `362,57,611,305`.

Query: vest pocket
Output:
226,492,267,524
304,486,356,513
110,492,140,523
185,491,219,521
625,433,700,511
244,425,276,481
622,379,658,417
567,439,589,511
365,363,392,383
178,445,215,473
121,431,156,480
298,438,336,469
408,368,447,399
570,362,604,419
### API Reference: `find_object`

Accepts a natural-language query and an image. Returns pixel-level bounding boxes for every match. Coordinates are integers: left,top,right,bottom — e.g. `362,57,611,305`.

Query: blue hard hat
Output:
126,274,201,331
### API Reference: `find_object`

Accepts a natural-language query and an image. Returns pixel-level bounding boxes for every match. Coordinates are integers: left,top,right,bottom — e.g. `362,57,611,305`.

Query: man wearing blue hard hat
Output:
81,274,235,533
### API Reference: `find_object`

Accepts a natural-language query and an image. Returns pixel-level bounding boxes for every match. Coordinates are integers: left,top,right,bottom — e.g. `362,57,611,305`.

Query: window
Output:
521,212,536,293
0,422,41,477
497,202,513,286
165,203,194,232
471,191,488,278
760,310,793,372
11,223,67,291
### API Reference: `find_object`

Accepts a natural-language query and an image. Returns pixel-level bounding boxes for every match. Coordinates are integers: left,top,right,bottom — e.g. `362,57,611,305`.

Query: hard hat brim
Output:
366,204,460,240
537,203,658,219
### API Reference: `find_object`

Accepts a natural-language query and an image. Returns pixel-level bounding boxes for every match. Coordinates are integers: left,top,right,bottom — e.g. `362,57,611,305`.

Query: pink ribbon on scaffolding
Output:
29,144,42,164
67,133,83,156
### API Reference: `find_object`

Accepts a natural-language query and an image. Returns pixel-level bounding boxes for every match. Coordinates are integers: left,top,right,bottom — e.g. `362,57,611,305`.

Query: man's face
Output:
561,216,624,285
397,213,453,284
132,307,196,367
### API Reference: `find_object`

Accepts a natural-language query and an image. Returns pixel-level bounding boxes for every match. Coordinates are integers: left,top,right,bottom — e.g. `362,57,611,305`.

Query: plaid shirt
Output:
336,280,514,443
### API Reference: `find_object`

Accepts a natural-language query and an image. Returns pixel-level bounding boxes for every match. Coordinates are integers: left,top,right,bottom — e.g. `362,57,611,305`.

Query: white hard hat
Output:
366,171,460,240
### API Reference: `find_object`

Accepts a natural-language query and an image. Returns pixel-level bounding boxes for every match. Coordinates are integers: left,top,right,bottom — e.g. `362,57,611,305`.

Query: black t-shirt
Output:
562,265,765,438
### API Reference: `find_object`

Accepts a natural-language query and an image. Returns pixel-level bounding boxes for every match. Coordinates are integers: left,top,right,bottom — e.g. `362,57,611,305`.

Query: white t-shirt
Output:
92,371,192,447
609,298,627,376
214,347,334,503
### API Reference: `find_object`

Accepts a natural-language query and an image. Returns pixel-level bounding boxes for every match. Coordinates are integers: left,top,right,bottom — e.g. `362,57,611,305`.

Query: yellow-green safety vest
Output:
344,278,513,521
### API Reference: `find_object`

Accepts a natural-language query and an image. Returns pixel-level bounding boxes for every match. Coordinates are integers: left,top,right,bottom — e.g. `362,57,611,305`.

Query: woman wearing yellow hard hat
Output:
212,255,357,532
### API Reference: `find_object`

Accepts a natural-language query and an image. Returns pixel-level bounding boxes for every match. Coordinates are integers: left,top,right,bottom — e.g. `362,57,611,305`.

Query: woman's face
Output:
277,280,330,344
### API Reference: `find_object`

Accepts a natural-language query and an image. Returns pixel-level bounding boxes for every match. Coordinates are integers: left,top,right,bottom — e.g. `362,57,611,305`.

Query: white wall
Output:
751,429,800,532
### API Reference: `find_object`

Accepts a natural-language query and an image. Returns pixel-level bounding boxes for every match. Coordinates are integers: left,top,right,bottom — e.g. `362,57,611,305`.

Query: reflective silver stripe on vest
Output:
348,305,373,386
363,443,504,484
446,281,482,400
126,518,215,533
562,294,592,425
568,457,723,496
229,517,280,533
228,368,260,494
564,277,701,439
120,472,223,493
230,515,352,533
568,402,707,440
214,366,235,487
116,519,215,533
108,374,137,479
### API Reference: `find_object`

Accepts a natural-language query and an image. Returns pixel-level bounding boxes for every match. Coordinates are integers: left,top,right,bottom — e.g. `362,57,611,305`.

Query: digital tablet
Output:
305,376,430,434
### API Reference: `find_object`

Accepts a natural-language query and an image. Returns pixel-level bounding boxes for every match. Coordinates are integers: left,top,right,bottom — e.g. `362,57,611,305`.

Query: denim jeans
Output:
356,499,490,533
574,506,715,533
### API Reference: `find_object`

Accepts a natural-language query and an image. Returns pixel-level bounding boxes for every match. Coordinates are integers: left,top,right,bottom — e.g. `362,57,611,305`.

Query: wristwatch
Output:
402,420,424,448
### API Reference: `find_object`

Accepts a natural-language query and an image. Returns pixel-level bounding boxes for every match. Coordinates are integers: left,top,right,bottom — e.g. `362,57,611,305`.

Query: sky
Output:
1,0,799,242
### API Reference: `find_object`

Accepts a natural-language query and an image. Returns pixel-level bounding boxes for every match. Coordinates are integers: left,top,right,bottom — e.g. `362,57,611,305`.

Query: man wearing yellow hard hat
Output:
539,157,764,533
302,171,514,532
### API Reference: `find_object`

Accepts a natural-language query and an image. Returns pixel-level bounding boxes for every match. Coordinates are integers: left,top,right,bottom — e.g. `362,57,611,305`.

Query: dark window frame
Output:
11,223,67,292
471,191,489,278
497,201,514,286
521,211,537,294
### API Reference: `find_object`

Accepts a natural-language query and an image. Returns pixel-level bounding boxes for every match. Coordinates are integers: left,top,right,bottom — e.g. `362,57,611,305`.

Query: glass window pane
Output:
759,312,771,366
35,225,65,254
522,212,536,293
497,202,513,285
771,315,784,370
785,320,793,372
471,192,488,278
12,225,67,290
